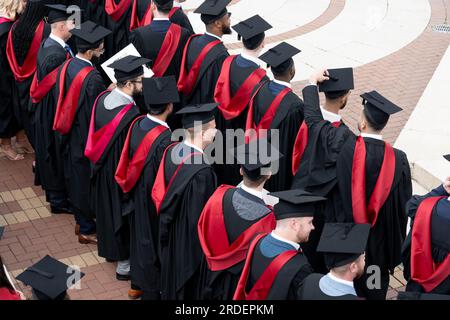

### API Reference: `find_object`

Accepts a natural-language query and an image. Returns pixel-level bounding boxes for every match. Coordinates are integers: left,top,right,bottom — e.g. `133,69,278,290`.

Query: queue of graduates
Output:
0,0,449,301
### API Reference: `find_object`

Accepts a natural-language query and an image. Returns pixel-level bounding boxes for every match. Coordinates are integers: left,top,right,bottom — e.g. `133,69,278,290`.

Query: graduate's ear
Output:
151,1,157,12
239,167,244,177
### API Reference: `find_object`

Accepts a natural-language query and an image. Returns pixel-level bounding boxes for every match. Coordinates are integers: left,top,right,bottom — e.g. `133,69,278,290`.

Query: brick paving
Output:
2,0,449,300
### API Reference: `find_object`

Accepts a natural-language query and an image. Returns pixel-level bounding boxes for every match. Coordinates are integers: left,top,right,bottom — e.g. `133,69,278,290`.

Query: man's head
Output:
275,216,315,243
232,15,272,52
108,56,151,99
195,0,232,35
142,76,179,117
70,21,111,62
319,68,354,111
260,42,301,83
185,119,217,149
152,0,173,15
47,4,76,41
331,253,366,280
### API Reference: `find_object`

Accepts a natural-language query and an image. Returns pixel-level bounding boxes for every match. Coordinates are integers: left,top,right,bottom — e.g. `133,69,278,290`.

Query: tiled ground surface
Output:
2,0,449,300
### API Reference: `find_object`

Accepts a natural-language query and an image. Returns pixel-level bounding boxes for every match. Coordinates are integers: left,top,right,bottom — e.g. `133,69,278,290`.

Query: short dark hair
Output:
242,166,269,185
363,108,388,132
271,58,294,77
155,1,173,14
242,33,265,50
146,103,170,115
324,90,350,100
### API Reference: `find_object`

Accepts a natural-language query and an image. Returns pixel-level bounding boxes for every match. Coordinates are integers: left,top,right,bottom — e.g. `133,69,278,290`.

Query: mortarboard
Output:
176,103,218,129
195,0,231,25
143,76,180,108
16,255,85,300
259,42,301,74
269,189,326,220
317,223,371,269
70,21,111,51
46,4,78,24
444,154,450,162
232,15,272,42
234,138,283,179
319,68,354,99
0,226,4,239
361,91,402,127
107,55,151,83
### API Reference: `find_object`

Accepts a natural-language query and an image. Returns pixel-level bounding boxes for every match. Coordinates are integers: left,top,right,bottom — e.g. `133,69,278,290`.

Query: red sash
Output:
233,233,298,300
84,91,135,164
105,0,132,22
151,143,202,215
292,120,341,175
53,59,94,134
115,118,169,193
0,17,11,24
152,23,182,77
168,6,181,19
411,196,450,292
129,0,152,31
351,136,396,226
245,83,290,143
30,67,60,104
178,35,222,95
6,21,44,82
215,55,267,121
198,185,276,271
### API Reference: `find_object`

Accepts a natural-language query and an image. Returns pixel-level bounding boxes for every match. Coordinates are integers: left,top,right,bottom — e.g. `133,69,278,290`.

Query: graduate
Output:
177,0,230,105
298,223,370,300
115,76,179,300
169,0,195,34
233,190,326,300
53,21,110,244
104,0,133,59
85,55,149,280
151,103,218,300
290,69,354,274
401,166,450,295
246,42,303,192
334,90,412,300
6,0,49,151
32,4,75,214
213,14,271,186
198,139,279,300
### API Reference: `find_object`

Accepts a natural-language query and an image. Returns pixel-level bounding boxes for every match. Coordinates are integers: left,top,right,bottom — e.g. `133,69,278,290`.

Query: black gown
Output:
33,38,68,192
169,5,194,34
401,185,450,295
181,34,229,105
336,136,412,300
127,117,172,299
156,143,217,300
0,20,20,139
298,273,360,300
55,57,106,218
104,0,132,60
250,80,304,192
89,92,140,261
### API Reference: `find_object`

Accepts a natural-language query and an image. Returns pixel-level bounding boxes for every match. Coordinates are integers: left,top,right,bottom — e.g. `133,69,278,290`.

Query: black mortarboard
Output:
153,0,174,10
0,226,4,239
195,0,231,25
317,223,370,269
444,154,450,162
361,91,402,127
143,76,180,108
176,103,218,129
107,55,151,83
46,4,75,24
16,255,85,300
269,189,326,220
234,138,283,179
232,15,272,42
70,21,111,51
259,42,301,75
319,68,354,99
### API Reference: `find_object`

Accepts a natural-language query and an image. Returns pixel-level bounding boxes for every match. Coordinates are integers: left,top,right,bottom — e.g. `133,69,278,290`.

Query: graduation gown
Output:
402,185,450,295
54,57,106,217
178,34,229,105
104,0,133,60
298,273,360,300
198,185,276,300
85,90,140,261
291,85,352,274
7,21,50,147
213,54,268,186
152,142,217,300
33,37,69,192
247,80,304,192
0,18,20,139
115,116,172,299
336,135,412,299
233,233,313,300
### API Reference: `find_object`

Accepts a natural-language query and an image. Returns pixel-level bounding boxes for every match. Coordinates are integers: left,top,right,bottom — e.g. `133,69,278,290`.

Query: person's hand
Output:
107,82,117,91
443,177,450,195
309,69,330,86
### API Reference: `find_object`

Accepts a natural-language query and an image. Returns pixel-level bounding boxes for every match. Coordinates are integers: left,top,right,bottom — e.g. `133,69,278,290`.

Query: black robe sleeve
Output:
288,263,314,299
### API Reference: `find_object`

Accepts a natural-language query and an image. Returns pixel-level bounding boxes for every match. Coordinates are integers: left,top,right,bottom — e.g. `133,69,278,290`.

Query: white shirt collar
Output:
205,31,222,41
49,33,67,49
75,55,93,66
153,18,170,21
270,231,300,251
240,52,264,67
272,79,292,88
327,272,355,288
183,140,204,154
360,133,383,141
240,183,265,200
320,106,342,123
146,114,169,128
114,88,134,103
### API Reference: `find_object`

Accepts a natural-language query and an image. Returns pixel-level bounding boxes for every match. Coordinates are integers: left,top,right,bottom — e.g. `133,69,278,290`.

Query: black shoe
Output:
50,205,73,214
116,273,131,281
